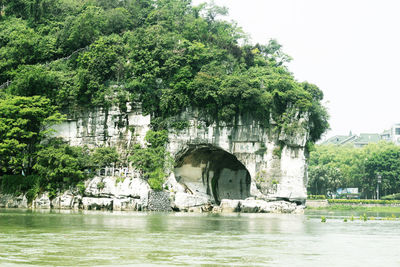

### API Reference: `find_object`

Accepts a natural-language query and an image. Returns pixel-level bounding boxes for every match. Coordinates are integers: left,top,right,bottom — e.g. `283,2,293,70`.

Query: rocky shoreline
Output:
0,176,304,214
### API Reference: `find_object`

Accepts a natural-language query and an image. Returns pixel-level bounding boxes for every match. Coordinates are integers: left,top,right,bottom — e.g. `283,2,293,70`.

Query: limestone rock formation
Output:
167,108,308,204
0,194,28,208
33,193,51,209
2,103,311,213
82,176,150,210
172,192,210,211
54,104,309,205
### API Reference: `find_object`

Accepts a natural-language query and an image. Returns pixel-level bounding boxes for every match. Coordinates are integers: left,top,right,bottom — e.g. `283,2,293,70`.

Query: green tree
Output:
0,96,63,175
0,17,40,83
57,5,106,54
308,142,400,198
76,34,126,104
7,64,61,100
129,130,172,191
308,165,343,195
34,138,90,197
362,142,400,198
91,146,120,168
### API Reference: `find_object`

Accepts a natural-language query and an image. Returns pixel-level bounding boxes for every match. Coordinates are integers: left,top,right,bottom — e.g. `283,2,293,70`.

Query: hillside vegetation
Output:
0,0,329,196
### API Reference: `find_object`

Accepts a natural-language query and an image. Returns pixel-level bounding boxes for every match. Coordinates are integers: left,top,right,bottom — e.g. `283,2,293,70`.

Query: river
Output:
1,209,399,266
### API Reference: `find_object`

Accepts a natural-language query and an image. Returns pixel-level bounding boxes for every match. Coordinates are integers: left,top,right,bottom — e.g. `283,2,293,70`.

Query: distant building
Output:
322,123,400,147
388,123,400,145
322,135,356,145
352,133,381,147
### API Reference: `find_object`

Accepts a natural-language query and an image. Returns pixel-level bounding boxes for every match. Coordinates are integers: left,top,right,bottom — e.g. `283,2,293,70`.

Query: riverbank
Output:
306,200,400,213
0,176,305,214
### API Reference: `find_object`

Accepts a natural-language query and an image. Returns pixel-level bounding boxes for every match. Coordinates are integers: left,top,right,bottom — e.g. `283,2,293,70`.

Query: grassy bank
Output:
307,204,400,213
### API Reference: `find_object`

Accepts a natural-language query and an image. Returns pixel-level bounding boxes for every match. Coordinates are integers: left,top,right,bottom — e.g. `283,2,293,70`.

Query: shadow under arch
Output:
174,144,251,204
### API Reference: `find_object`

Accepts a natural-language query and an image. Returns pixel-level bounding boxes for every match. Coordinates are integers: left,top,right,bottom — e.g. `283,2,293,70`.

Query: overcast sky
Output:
193,0,400,140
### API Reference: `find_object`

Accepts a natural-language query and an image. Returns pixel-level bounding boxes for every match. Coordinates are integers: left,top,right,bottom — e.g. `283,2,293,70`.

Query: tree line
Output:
308,142,400,199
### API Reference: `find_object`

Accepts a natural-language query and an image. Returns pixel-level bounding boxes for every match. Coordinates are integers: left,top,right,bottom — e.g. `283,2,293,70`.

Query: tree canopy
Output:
308,143,400,198
0,0,329,142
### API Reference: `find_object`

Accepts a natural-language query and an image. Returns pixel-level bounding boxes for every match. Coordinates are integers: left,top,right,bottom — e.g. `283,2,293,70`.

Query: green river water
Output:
1,209,399,266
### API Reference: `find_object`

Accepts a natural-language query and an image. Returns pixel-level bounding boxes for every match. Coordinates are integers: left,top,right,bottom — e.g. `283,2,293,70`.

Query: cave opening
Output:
174,144,251,204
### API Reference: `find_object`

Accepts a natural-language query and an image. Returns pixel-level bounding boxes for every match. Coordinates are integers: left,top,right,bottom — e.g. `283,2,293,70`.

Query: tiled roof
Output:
321,135,351,145
354,133,381,144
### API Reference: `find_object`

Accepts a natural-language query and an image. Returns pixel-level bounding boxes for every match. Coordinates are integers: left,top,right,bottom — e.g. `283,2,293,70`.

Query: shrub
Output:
273,147,282,158
382,193,400,200
26,181,40,203
97,181,105,190
129,130,173,191
170,120,190,130
0,175,41,203
145,130,168,148
92,146,120,168
76,181,86,195
147,168,165,191
115,176,125,185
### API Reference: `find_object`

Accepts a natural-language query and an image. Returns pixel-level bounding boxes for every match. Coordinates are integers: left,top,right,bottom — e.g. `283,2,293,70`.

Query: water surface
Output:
0,209,399,266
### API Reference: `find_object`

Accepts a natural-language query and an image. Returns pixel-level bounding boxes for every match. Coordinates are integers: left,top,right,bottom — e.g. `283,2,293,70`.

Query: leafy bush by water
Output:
0,175,41,203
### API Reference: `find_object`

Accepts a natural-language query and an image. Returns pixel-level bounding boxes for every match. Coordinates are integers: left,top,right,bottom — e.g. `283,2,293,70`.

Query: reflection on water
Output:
0,209,399,266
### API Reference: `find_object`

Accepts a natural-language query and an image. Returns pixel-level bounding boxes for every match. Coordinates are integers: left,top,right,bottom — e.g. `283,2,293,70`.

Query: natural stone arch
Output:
174,144,251,204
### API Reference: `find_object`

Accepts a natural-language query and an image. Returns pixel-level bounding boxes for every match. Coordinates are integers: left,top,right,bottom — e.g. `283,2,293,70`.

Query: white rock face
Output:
85,176,149,199
82,197,113,210
51,191,75,209
0,194,28,208
51,103,310,209
33,193,51,209
113,198,142,211
0,176,151,211
240,199,298,213
52,102,150,151
220,199,240,212
167,108,309,203
172,192,210,210
84,176,150,209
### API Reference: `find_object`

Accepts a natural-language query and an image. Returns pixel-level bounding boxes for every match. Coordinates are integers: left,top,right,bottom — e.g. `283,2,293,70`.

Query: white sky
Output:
193,0,400,140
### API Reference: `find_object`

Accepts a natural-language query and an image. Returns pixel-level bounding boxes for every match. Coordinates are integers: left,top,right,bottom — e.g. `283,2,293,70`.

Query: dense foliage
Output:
0,96,64,175
308,142,400,198
0,0,329,196
129,130,172,191
0,0,328,137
